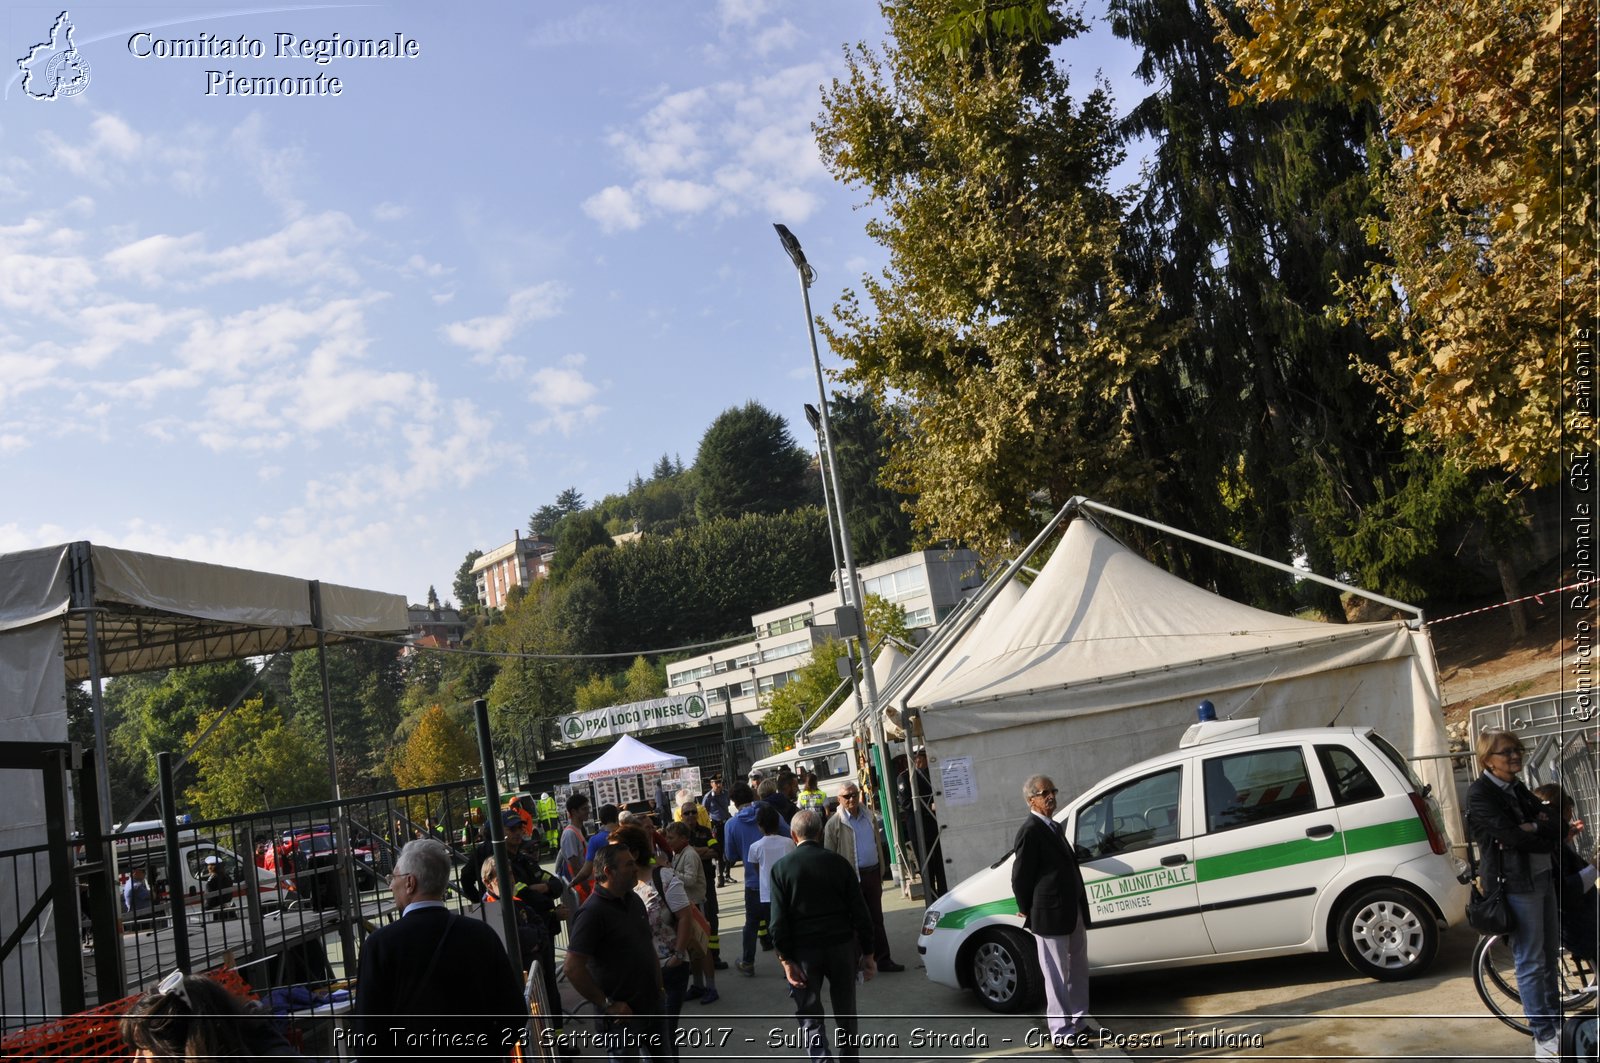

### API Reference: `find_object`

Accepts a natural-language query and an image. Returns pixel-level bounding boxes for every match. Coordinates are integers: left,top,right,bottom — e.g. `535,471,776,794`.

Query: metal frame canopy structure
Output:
0,541,407,1021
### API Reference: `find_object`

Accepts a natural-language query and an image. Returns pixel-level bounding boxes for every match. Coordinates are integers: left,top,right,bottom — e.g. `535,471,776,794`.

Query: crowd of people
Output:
111,760,1060,1063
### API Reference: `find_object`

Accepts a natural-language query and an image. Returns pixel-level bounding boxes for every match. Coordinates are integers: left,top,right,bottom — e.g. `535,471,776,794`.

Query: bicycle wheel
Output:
1474,934,1530,1035
1473,934,1597,1036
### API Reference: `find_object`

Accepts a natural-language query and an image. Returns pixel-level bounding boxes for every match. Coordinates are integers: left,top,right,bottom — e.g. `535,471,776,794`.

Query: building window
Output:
903,606,933,628
762,612,812,638
733,651,760,669
761,640,809,663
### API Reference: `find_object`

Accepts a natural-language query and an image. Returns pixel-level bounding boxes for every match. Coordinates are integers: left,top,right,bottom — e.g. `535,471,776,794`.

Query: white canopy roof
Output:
910,520,1418,718
568,734,688,782
807,641,910,738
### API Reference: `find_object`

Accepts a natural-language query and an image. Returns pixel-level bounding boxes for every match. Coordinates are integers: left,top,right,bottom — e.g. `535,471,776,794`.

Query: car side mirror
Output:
1074,844,1093,861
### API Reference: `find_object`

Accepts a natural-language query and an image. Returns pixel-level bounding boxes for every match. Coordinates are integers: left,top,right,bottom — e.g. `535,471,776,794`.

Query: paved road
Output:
542,872,1534,1062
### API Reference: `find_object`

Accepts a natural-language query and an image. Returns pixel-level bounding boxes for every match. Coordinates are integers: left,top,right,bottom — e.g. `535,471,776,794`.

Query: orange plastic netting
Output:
0,966,256,1061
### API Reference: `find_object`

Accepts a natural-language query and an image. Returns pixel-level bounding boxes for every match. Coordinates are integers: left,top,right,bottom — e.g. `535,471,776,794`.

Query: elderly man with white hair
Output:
352,838,526,1062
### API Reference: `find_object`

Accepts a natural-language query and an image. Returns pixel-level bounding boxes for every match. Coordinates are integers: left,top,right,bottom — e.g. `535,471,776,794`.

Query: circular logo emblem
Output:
46,51,90,97
562,716,583,741
685,695,706,721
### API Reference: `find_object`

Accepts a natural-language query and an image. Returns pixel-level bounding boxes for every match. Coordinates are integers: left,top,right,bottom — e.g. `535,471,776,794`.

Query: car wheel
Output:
967,928,1041,1013
1336,885,1438,980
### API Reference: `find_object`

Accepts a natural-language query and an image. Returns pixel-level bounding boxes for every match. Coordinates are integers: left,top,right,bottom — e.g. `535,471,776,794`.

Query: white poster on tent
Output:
616,775,642,805
594,778,619,807
661,767,702,797
940,756,978,807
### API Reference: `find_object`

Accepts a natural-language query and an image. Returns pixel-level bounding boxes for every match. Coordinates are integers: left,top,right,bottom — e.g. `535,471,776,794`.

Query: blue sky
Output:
0,2,1141,606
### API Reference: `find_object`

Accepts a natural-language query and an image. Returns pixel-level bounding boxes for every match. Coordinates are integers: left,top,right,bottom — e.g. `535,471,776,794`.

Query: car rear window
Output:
1365,731,1426,793
1315,744,1386,805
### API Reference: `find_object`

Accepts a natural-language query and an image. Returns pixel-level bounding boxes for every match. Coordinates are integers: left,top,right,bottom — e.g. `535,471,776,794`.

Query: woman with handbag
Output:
611,825,695,1059
1468,730,1564,1059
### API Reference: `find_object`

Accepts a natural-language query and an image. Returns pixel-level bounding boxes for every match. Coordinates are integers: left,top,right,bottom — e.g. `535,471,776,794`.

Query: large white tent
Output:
907,518,1453,880
0,541,406,1026
568,734,688,782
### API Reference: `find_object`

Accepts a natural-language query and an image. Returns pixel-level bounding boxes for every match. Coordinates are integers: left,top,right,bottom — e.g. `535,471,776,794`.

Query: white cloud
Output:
586,62,833,232
440,281,568,357
753,20,802,56
41,114,144,179
101,212,362,290
582,186,644,233
529,354,605,434
643,179,718,214
373,202,409,222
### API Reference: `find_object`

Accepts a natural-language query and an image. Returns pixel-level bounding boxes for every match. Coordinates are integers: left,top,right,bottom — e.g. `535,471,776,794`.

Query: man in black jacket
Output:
353,839,526,1062
770,809,876,1063
1011,774,1094,1052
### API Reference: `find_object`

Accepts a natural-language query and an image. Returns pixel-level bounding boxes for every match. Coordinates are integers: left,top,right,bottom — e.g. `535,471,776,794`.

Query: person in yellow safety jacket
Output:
797,772,828,818
537,792,560,851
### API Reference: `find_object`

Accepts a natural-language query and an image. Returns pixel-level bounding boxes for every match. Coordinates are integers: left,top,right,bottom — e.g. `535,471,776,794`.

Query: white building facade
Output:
665,548,982,726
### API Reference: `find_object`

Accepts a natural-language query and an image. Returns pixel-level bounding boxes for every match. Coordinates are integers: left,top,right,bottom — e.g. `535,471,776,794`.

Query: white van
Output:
111,824,285,923
751,733,857,791
919,721,1469,1011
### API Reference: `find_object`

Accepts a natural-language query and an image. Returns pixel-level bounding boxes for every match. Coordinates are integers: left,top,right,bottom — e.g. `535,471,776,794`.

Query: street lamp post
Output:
804,402,868,742
773,224,895,845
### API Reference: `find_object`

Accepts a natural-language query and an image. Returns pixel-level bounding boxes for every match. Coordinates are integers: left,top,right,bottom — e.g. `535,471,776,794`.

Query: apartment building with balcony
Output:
470,531,556,610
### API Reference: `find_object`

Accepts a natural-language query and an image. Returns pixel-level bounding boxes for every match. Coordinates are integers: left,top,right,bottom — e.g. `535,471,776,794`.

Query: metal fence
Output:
0,764,560,1038
1469,689,1599,856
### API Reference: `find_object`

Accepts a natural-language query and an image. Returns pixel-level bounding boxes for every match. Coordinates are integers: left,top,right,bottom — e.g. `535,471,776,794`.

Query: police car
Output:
919,720,1469,1011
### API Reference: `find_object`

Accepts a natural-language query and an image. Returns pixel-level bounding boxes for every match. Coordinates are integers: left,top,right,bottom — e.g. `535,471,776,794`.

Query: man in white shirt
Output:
822,782,904,972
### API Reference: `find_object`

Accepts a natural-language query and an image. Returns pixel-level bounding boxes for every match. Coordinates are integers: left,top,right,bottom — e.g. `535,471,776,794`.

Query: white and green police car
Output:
919,720,1469,1011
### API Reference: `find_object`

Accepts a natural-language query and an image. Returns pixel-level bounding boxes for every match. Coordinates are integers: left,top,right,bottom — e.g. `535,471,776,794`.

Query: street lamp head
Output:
773,223,816,286
804,403,822,433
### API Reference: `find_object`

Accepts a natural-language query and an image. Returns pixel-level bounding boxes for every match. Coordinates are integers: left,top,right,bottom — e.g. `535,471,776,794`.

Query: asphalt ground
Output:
543,870,1540,1063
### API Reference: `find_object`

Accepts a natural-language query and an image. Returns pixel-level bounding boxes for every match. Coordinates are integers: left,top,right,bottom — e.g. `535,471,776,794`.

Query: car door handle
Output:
1305,825,1335,839
1160,854,1189,867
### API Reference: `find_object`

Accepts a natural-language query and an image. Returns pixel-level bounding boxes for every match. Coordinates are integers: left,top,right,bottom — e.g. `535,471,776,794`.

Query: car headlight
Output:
922,909,941,936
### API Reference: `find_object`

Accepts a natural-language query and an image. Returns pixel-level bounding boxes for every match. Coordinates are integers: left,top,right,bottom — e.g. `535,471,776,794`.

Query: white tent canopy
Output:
908,518,1453,880
568,734,688,782
809,641,911,739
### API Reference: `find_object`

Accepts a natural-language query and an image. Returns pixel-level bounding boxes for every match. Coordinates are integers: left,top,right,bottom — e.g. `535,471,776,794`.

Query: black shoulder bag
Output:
1465,831,1511,935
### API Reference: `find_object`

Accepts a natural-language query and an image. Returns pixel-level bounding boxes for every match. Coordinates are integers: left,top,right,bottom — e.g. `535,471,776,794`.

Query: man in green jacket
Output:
769,809,877,1063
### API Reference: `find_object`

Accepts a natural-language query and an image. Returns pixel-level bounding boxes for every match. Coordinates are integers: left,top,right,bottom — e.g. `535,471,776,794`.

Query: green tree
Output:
111,661,263,789
550,511,613,581
453,549,484,609
825,392,916,565
815,0,1154,561
621,655,665,703
184,697,327,817
484,579,578,736
1220,0,1594,489
393,704,479,789
573,673,622,712
693,401,813,522
862,593,911,647
760,640,850,744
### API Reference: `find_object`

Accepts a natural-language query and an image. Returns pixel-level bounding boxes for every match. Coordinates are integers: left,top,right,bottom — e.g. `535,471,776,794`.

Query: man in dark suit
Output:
770,809,876,1063
353,838,526,1062
1011,774,1095,1052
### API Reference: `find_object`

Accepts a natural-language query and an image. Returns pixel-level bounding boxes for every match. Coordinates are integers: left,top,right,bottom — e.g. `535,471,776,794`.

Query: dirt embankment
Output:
1427,590,1568,727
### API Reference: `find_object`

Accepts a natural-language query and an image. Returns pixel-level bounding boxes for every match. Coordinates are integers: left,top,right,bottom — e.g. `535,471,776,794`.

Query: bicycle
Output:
1472,932,1597,1035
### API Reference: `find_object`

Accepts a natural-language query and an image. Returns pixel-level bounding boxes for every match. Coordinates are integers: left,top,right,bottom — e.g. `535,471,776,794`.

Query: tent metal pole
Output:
68,542,115,833
1073,498,1425,622
309,581,359,978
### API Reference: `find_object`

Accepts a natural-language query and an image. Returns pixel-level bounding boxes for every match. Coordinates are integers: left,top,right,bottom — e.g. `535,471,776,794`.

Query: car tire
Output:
967,928,1042,1013
1335,885,1438,981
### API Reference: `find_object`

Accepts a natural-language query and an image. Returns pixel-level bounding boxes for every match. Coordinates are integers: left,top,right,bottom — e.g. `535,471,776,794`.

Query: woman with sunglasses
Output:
1467,730,1565,1060
121,970,300,1060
